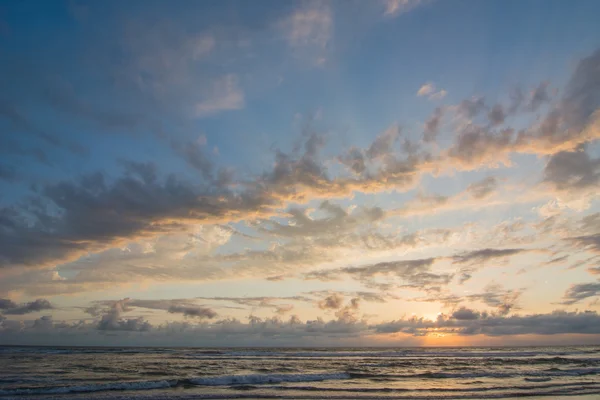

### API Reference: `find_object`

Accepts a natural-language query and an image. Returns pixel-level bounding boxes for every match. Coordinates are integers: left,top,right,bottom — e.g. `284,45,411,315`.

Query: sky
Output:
1,0,600,347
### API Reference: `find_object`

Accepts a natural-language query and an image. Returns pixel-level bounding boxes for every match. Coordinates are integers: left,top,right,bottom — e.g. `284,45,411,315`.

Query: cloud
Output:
452,307,481,320
452,248,530,283
278,2,332,65
318,294,344,310
452,248,527,265
97,299,152,332
561,281,600,305
417,82,435,97
466,176,497,199
566,234,600,254
0,298,53,315
543,146,600,192
423,107,444,142
383,0,428,17
417,82,447,101
2,47,600,283
0,299,18,309
194,75,245,117
457,96,486,119
168,305,217,319
376,310,600,336
305,257,452,290
3,307,600,345
487,104,506,126
527,82,552,112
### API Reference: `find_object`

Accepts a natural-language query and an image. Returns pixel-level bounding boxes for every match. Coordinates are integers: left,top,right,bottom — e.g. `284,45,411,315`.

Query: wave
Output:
183,349,598,359
0,380,175,396
349,366,600,380
186,372,351,386
0,373,350,396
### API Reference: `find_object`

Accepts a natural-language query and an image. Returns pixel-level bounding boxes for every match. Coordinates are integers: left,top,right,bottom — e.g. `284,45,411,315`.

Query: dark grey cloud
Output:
453,248,527,264
544,146,600,191
366,126,400,160
467,176,497,199
567,233,600,254
1,299,53,315
487,104,506,126
458,96,486,119
452,307,480,320
195,296,312,310
375,310,600,336
447,49,600,168
545,255,569,265
562,281,600,305
0,299,18,309
170,140,214,181
168,305,217,319
515,49,600,154
338,147,366,174
527,82,552,112
3,308,600,345
447,125,513,167
92,298,220,320
423,107,444,142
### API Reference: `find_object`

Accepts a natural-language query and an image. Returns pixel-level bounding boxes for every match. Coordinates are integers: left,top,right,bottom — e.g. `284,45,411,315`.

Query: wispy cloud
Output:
278,2,332,65
417,82,447,100
383,0,429,17
194,75,245,117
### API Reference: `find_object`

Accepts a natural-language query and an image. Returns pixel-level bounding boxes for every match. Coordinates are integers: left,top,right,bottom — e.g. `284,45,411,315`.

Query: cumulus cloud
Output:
3,306,600,346
97,299,151,332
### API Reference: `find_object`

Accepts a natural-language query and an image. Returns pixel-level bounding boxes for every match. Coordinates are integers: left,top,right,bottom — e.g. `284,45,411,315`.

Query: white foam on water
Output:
187,372,351,386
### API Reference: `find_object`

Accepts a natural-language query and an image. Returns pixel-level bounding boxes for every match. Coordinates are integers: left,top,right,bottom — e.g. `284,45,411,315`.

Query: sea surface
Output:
1,346,600,399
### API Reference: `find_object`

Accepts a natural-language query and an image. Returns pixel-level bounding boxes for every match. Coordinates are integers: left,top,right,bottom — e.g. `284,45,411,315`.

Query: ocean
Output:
0,346,599,399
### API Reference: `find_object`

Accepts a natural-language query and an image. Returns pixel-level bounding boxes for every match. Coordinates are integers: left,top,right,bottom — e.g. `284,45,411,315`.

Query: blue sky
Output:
1,0,600,346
